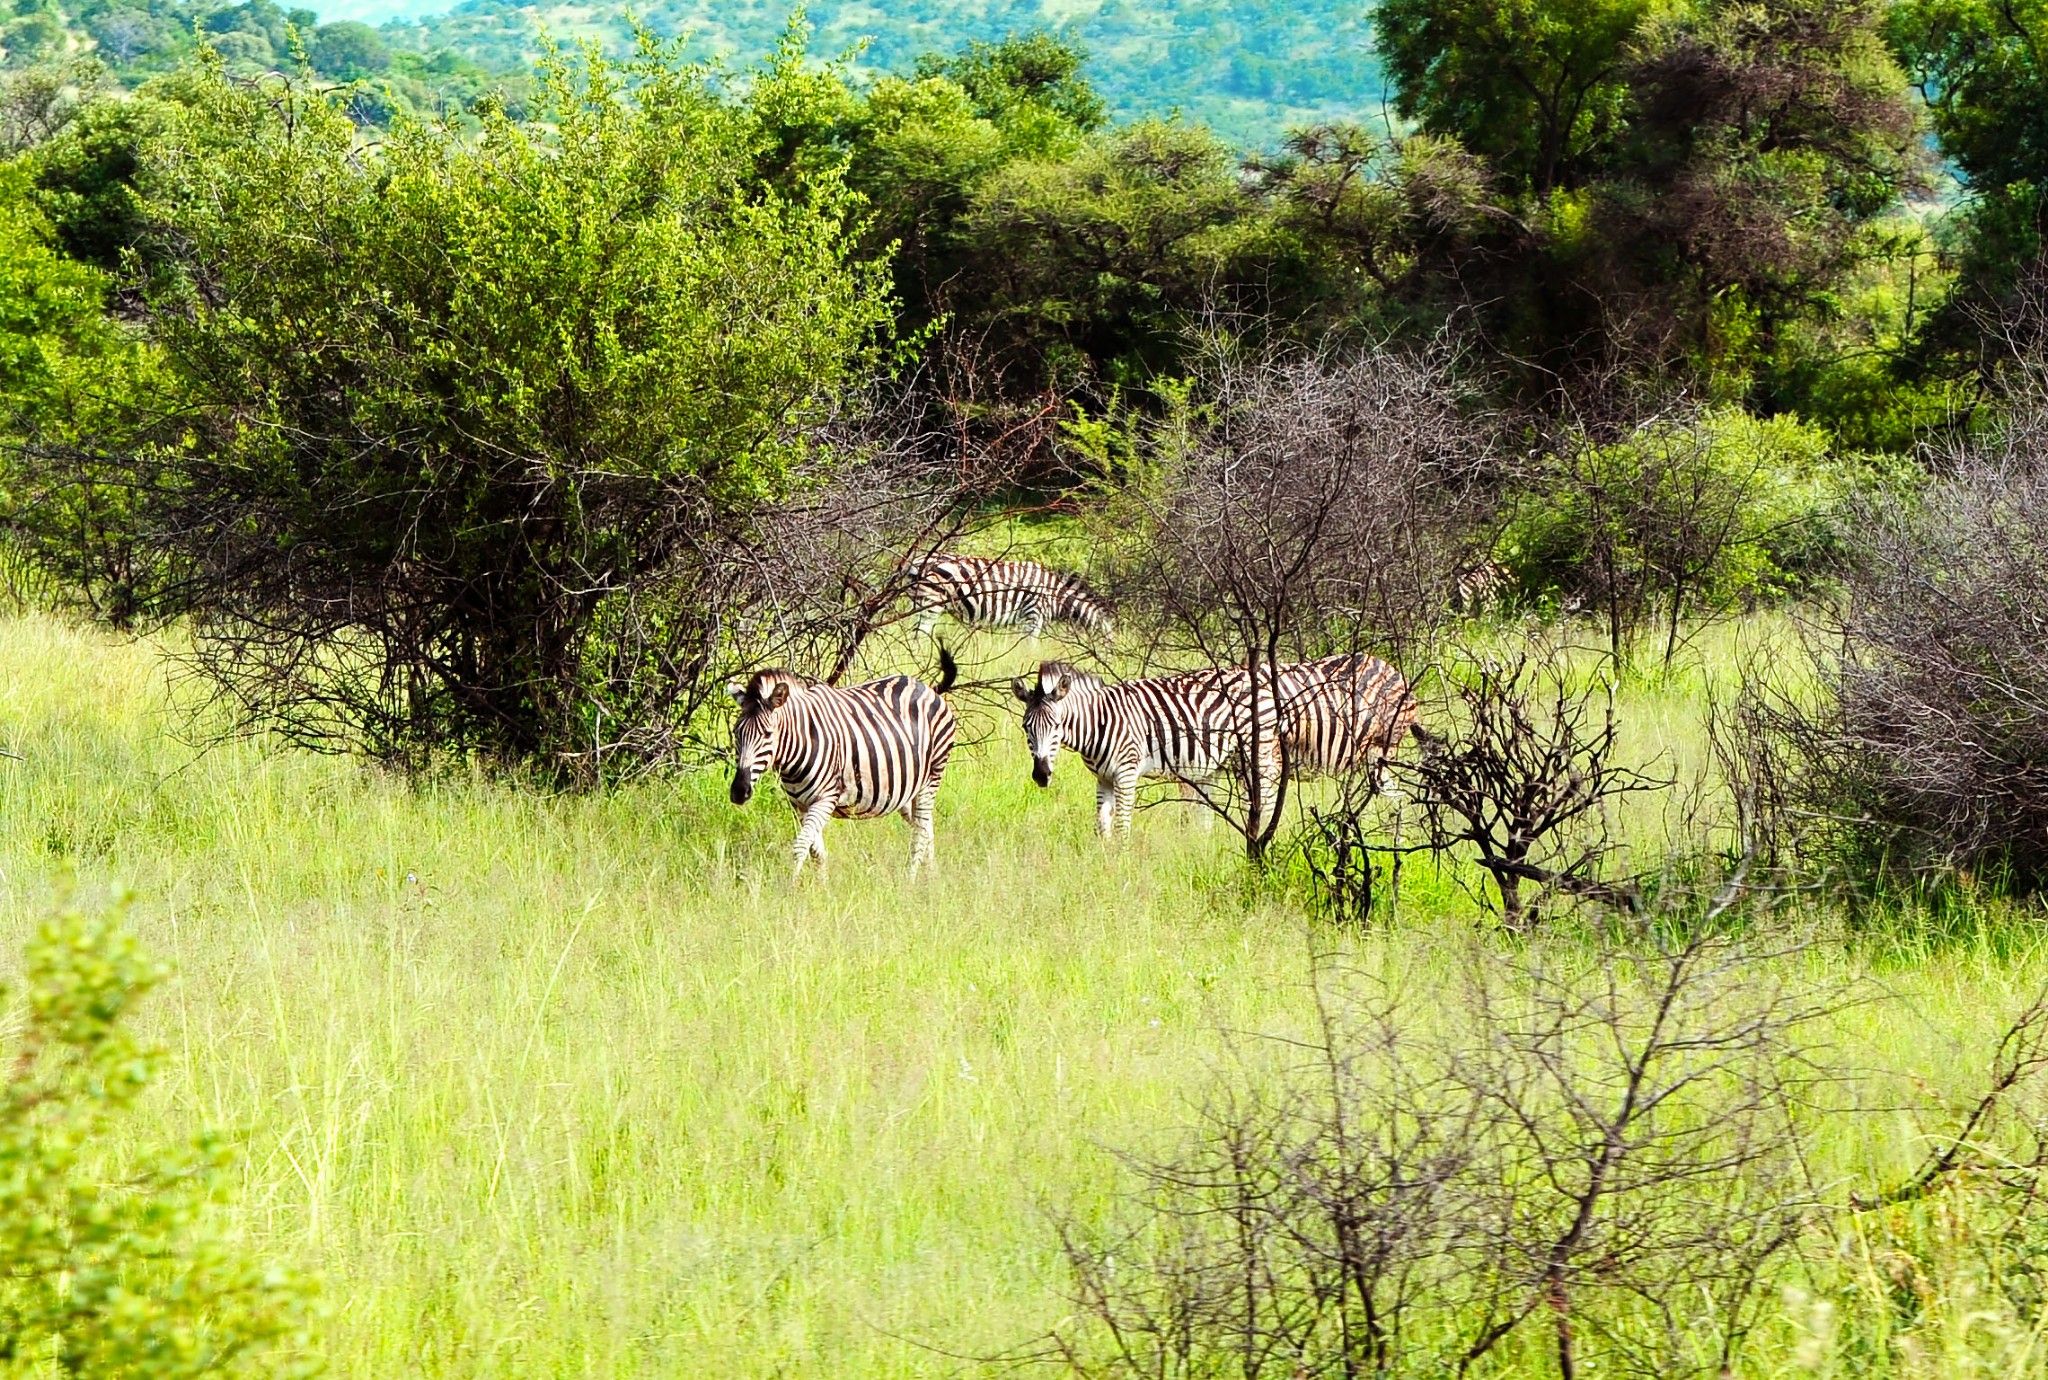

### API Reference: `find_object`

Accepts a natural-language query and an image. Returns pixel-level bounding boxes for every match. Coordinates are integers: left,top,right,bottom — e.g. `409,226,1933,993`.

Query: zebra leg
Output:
791,799,834,878
906,787,938,878
1115,776,1137,837
1095,780,1117,839
1178,779,1213,829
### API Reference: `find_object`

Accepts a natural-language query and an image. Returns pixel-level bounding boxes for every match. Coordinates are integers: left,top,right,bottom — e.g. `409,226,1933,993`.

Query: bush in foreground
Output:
0,897,315,1377
1759,380,2048,890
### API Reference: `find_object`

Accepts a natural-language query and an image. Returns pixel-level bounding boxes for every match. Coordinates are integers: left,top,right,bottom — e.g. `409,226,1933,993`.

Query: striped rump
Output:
1272,653,1419,777
908,554,1114,639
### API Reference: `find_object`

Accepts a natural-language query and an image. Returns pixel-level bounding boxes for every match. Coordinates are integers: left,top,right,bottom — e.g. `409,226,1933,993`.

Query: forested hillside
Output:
392,0,1382,146
2,0,1384,147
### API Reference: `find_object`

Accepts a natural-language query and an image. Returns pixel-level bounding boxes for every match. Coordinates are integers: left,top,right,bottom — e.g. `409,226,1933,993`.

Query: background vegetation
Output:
10,0,2048,1374
0,615,2045,1378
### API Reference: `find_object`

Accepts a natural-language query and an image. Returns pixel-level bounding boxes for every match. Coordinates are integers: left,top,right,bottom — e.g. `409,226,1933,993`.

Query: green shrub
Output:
7,36,894,768
0,897,316,1376
1498,407,1900,660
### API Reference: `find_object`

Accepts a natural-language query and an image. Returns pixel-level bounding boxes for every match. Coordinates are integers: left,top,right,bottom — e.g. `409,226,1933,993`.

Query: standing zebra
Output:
1011,661,1282,838
908,554,1115,640
729,651,959,878
1272,653,1420,790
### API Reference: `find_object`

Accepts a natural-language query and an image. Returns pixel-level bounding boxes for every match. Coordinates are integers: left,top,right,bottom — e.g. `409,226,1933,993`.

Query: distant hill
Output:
8,0,1386,150
376,0,1389,149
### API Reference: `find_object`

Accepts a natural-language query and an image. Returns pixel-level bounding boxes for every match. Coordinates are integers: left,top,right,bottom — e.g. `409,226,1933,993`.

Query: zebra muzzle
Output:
730,773,755,805
1032,759,1052,787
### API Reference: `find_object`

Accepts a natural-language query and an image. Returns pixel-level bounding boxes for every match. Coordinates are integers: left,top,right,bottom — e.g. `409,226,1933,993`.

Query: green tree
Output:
0,897,315,1376
1888,0,2048,357
963,118,1274,387
0,154,166,625
1,10,63,69
1499,408,1871,662
1374,0,1651,198
0,161,111,426
911,30,1106,134
25,91,166,270
1363,0,1919,407
307,20,389,78
1889,0,2048,203
14,37,892,767
836,32,1105,345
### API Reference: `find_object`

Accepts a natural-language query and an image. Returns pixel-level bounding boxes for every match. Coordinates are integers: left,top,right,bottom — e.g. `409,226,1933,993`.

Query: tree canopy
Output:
7,36,894,766
0,1,2035,771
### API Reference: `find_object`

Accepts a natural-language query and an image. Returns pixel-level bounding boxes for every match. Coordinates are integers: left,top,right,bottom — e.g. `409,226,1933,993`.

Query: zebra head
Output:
728,672,796,805
1011,662,1074,787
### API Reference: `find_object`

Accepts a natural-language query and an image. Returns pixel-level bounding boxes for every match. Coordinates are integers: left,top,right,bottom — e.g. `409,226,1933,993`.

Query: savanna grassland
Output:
19,0,2048,1372
7,606,2048,1378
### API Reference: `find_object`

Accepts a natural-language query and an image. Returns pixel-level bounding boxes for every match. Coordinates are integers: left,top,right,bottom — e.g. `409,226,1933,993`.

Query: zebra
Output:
728,650,959,878
1271,653,1421,792
908,554,1115,640
1011,661,1282,838
1451,558,1509,615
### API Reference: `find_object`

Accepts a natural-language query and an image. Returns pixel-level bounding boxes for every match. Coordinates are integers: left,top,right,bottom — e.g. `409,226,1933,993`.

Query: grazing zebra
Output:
1011,661,1282,838
1273,653,1420,791
908,554,1114,640
1451,559,1509,615
729,651,959,877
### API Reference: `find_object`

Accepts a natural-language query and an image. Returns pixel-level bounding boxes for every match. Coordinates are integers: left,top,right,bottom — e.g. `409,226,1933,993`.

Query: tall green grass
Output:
0,612,2044,1376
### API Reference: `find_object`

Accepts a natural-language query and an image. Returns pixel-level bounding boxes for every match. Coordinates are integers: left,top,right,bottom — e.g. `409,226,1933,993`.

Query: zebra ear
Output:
1055,674,1071,700
767,683,791,710
726,679,746,703
1011,677,1031,703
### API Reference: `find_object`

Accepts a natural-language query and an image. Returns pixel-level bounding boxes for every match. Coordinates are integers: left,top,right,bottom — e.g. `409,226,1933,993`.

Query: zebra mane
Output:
743,668,816,703
1035,661,1104,695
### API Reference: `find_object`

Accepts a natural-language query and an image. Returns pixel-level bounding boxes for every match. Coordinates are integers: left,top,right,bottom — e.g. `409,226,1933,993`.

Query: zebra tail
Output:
935,646,959,695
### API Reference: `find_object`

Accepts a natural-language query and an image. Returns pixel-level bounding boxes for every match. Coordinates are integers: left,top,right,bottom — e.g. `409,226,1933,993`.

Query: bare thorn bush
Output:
1099,334,1499,858
1754,378,2048,889
1049,935,1828,1380
1399,643,1670,929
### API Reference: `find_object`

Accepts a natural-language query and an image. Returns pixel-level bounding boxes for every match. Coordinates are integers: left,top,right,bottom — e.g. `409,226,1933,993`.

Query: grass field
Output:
3,610,2047,1376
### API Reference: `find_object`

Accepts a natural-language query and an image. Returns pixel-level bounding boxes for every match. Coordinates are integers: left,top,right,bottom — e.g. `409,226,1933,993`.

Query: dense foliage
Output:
0,899,314,1375
1888,0,2048,359
0,0,2004,417
6,39,892,767
1498,409,1883,661
0,0,2040,801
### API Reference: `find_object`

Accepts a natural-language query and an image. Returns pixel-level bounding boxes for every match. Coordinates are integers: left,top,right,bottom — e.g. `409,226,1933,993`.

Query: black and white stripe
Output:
1272,653,1420,788
1012,661,1281,837
909,554,1114,640
729,652,959,876
1452,559,1509,614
